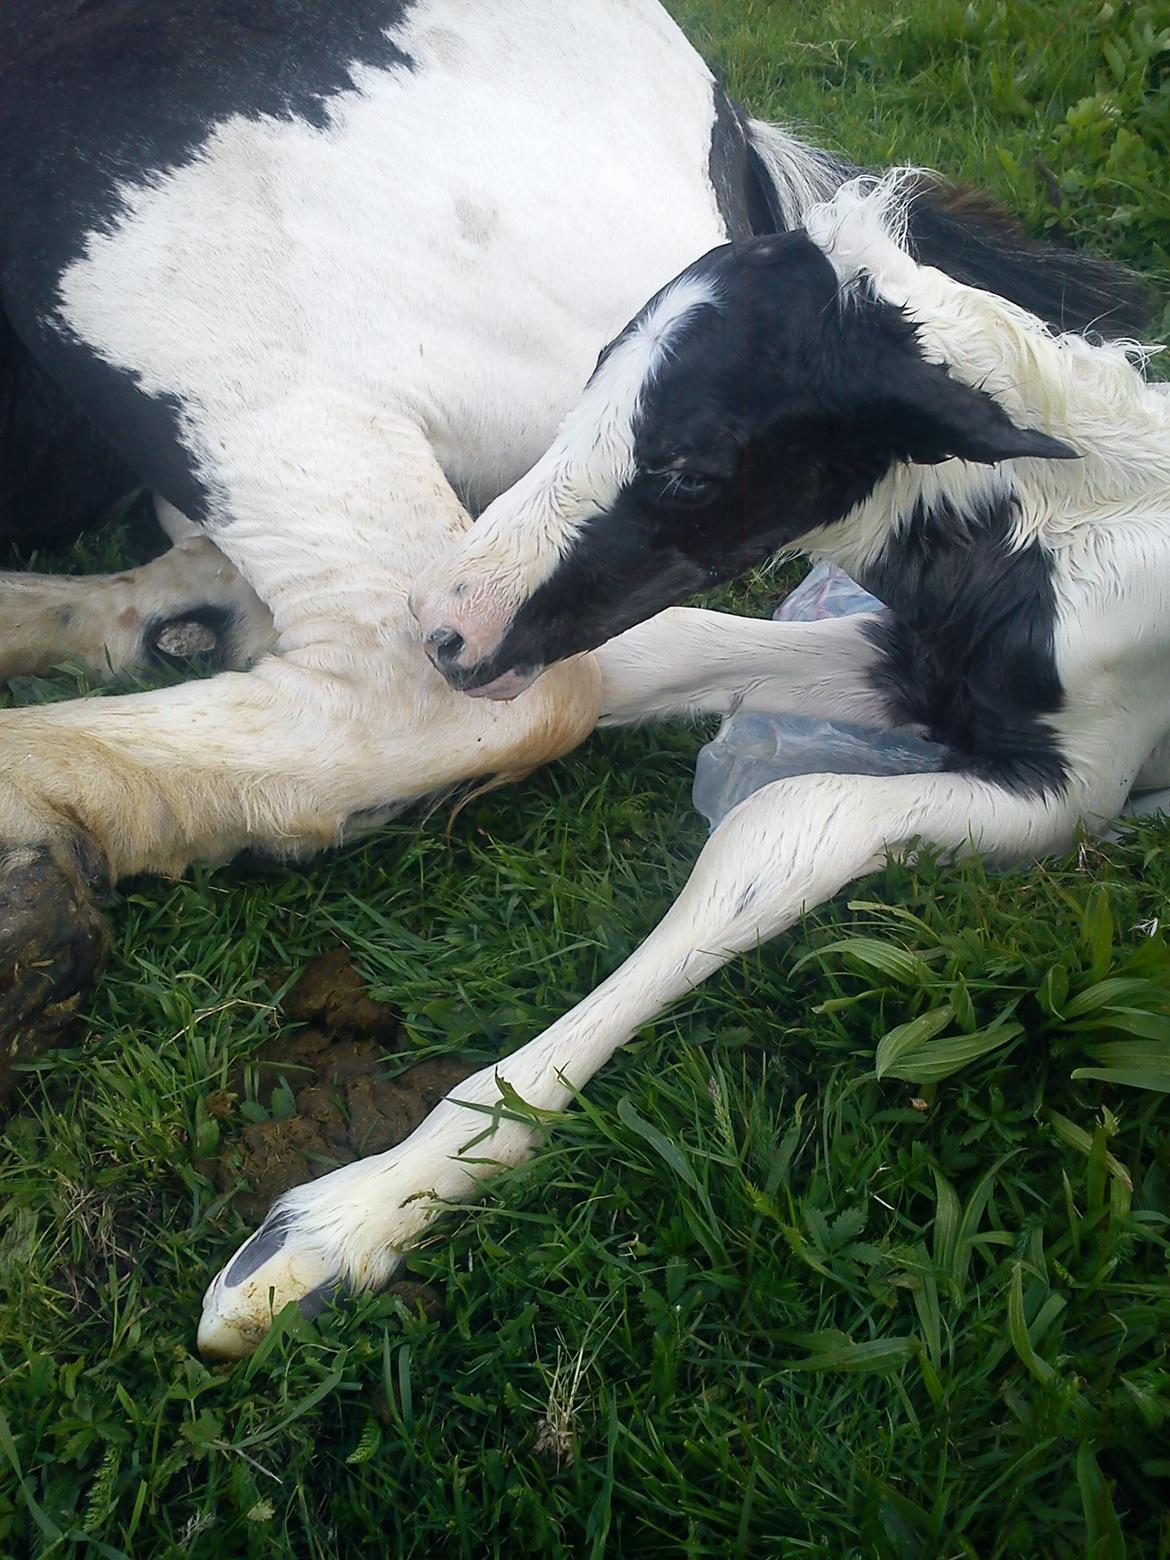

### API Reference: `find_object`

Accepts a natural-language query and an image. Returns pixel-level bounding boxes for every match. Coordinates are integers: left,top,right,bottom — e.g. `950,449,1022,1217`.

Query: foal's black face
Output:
413,231,1074,696
479,236,876,680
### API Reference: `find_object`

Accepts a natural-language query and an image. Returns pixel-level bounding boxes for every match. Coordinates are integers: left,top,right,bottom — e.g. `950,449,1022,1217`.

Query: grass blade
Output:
793,936,930,985
617,1097,699,1190
780,1336,921,1374
874,1005,954,1080
879,1022,1023,1084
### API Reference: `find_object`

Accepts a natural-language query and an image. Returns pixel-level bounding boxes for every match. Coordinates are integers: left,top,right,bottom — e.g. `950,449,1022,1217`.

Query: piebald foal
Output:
201,176,1170,1354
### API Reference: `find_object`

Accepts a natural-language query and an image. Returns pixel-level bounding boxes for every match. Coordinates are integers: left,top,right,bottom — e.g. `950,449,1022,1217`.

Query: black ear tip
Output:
1015,428,1080,461
736,233,803,269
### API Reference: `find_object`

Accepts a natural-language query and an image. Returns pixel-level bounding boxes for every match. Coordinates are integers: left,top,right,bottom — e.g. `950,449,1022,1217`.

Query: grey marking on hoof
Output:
299,1277,343,1320
224,1212,292,1287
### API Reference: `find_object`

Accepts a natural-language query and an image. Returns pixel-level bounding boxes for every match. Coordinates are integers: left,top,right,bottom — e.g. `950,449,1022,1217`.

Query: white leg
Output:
0,412,599,879
0,535,274,682
199,761,1103,1357
594,606,892,726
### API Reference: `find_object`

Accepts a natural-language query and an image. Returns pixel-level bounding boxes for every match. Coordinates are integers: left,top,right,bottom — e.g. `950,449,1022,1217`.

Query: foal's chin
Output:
462,666,543,700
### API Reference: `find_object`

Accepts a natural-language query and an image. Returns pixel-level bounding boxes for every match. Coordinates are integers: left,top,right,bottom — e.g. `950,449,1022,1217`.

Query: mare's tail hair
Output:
744,118,1152,340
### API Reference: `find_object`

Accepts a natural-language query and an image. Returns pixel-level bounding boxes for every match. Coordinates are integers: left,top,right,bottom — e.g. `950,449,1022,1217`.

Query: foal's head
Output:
410,177,1075,698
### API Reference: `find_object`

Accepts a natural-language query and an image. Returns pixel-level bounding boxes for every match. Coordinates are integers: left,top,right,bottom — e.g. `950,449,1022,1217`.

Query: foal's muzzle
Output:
413,609,538,703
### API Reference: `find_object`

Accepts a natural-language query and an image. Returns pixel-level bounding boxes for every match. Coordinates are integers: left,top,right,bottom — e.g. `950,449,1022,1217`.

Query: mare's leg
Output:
200,758,1119,1357
0,420,599,1091
0,534,274,682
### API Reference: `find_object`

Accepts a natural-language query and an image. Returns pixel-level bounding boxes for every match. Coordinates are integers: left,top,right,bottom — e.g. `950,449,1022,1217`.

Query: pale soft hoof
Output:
197,1211,340,1360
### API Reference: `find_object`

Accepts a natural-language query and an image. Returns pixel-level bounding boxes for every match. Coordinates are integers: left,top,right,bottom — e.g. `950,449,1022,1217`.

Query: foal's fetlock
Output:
0,827,110,1106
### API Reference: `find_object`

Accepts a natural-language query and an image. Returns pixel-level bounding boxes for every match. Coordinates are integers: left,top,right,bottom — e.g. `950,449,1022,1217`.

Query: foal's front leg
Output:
594,606,892,725
199,764,1095,1357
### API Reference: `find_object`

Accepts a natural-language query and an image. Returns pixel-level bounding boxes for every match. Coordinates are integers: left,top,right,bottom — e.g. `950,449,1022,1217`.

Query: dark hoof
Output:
0,839,109,1108
149,605,235,670
151,619,220,660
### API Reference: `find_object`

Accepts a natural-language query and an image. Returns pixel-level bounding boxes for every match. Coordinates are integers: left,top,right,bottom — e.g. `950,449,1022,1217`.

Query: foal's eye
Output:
644,468,723,509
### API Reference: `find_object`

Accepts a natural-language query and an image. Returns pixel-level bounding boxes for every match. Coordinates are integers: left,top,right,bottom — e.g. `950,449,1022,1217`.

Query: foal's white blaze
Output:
408,273,720,667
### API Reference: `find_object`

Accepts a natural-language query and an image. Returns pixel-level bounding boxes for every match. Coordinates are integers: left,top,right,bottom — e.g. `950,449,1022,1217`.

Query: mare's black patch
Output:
744,140,850,236
1,1,416,268
861,488,1067,796
907,187,1151,340
0,306,133,548
0,1,418,524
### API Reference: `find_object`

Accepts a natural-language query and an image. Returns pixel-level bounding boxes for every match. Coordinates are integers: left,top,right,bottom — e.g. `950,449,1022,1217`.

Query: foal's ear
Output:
882,354,1079,466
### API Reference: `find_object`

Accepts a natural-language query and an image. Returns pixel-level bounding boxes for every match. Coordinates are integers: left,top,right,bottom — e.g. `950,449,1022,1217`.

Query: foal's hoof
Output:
0,839,109,1106
198,1211,341,1360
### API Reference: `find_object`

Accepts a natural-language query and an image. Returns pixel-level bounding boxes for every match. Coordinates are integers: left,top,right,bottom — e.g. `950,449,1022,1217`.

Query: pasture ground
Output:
2,2,1169,1555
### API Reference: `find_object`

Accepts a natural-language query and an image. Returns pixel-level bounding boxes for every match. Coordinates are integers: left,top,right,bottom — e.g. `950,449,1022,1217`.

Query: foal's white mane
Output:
801,172,1170,568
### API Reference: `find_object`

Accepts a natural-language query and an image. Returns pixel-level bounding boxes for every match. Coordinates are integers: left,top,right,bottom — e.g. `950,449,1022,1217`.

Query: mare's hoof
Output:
0,839,109,1107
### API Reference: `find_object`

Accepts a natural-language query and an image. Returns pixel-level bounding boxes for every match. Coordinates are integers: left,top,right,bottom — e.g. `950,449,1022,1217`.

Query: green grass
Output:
3,2,1170,1555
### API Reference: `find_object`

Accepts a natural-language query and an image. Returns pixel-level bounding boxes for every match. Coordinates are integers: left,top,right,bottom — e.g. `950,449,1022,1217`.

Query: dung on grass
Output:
204,949,474,1224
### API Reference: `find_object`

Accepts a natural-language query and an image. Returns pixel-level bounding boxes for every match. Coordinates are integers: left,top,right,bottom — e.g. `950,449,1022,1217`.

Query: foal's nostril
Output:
425,626,466,668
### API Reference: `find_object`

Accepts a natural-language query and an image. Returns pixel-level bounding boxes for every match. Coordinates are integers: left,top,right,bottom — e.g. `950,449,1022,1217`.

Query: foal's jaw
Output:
463,666,542,700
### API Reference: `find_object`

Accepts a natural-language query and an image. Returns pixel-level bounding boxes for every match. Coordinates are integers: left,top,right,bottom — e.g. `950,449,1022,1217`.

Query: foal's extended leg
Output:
0,535,274,682
199,764,1102,1357
594,606,893,726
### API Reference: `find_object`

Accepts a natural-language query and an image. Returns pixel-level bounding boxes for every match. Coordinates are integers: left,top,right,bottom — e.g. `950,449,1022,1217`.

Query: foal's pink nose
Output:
410,580,471,666
412,595,478,672
409,574,511,673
